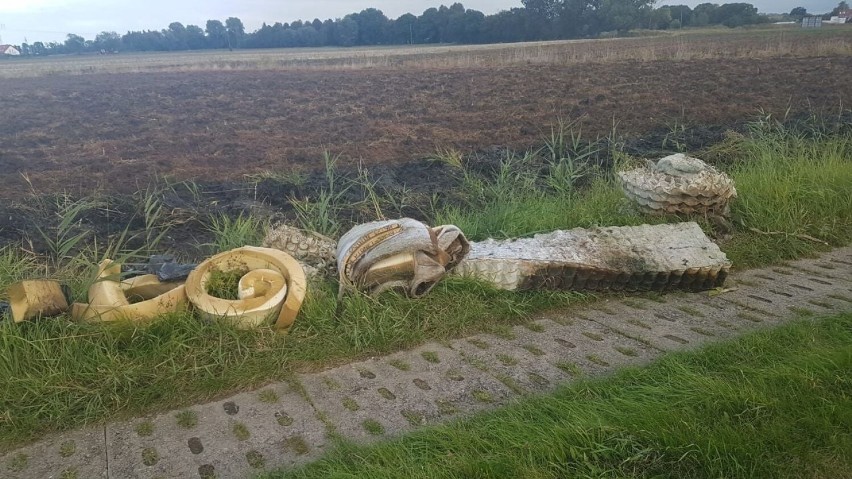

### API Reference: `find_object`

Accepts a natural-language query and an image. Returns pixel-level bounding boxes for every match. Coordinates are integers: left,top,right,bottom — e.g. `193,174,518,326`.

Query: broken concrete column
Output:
618,154,737,216
455,222,730,292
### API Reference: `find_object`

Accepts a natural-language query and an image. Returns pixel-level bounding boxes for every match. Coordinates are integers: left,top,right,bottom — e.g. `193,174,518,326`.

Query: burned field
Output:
2,56,851,197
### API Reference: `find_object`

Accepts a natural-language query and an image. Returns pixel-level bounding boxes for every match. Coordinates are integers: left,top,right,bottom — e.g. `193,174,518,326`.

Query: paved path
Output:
3,248,851,479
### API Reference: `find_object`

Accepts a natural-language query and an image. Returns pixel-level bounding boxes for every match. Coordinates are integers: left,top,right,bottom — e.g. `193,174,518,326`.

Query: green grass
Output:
258,390,279,404
204,268,246,300
204,213,269,253
362,419,385,436
233,422,250,441
722,120,852,266
266,313,852,479
175,410,198,428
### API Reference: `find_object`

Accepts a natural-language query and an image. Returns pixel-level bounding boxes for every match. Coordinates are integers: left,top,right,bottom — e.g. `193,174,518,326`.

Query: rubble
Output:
4,246,307,330
262,224,337,278
618,153,737,216
455,222,730,292
337,219,469,298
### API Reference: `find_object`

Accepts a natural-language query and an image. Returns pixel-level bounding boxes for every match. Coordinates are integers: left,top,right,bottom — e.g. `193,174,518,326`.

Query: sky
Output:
0,0,843,46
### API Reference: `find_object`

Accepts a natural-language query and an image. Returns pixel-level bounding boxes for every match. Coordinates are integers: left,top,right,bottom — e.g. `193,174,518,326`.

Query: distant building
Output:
802,16,823,28
826,9,851,24
0,45,21,56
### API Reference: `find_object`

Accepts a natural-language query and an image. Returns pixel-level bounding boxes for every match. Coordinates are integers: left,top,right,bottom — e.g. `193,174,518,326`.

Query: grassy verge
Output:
0,116,850,449
268,313,852,479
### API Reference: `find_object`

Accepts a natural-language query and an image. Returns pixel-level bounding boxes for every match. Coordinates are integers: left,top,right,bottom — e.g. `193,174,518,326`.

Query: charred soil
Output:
1,56,850,198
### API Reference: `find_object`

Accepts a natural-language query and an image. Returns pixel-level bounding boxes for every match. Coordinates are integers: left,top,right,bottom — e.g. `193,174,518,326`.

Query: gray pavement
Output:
2,247,851,479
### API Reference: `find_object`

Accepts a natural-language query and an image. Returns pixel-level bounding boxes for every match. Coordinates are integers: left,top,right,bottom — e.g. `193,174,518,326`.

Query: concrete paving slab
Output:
0,426,106,479
106,381,327,479
299,342,515,441
533,310,661,370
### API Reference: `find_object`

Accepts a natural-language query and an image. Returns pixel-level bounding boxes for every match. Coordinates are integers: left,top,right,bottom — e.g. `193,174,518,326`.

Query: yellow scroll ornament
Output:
184,246,306,330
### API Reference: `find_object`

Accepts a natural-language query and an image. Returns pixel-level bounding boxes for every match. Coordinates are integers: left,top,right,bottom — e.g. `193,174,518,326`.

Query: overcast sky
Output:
0,0,842,45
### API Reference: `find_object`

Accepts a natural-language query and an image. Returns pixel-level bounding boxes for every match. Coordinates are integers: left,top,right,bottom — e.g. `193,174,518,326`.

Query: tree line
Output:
10,2,811,56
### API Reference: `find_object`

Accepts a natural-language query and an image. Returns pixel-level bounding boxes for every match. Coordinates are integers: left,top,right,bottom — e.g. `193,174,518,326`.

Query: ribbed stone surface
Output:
456,222,731,292
618,154,737,216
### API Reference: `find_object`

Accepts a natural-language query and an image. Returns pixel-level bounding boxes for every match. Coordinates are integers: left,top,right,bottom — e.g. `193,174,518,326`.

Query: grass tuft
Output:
362,419,385,436
205,214,269,253
175,410,198,429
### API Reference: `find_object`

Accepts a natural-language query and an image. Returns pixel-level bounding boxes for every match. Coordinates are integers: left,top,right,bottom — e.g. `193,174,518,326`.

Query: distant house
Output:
0,45,21,56
827,9,851,23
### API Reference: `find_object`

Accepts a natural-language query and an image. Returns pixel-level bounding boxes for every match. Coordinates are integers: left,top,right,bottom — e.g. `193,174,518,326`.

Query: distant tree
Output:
185,25,207,49
164,23,187,50
351,8,389,45
294,26,321,47
320,19,336,45
25,0,785,55
95,31,121,52
650,7,673,29
713,3,760,27
64,34,86,53
336,17,359,46
460,9,486,43
205,20,227,48
390,13,417,44
121,30,167,51
831,1,849,15
226,17,245,48
522,0,559,20
595,0,655,34
692,3,717,26
480,8,533,43
665,5,693,26
790,7,808,18
444,4,469,43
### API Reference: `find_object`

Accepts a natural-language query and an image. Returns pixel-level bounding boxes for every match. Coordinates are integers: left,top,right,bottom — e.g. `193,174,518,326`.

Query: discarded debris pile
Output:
337,218,470,298
3,246,306,331
456,222,731,292
618,154,737,216
1,217,734,327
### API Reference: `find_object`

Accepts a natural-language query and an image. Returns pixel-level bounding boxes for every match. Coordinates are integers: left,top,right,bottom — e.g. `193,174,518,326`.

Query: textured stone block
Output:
456,222,730,292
